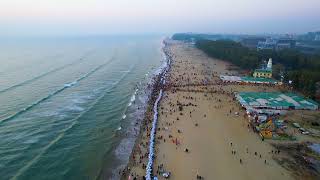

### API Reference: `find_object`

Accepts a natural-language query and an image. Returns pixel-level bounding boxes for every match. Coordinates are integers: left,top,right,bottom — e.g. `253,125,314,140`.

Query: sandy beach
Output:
151,40,294,180
122,40,297,180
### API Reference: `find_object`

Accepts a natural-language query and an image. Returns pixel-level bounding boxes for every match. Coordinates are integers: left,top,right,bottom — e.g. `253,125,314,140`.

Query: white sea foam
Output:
66,105,84,112
64,81,77,87
130,95,135,102
128,90,137,107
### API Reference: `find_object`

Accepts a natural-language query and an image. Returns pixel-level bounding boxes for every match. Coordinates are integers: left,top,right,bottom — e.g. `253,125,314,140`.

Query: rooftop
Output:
220,75,279,84
254,68,272,73
241,77,277,83
237,92,318,110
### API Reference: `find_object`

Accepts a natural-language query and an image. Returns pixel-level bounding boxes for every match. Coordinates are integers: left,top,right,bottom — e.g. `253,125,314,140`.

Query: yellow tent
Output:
260,130,272,139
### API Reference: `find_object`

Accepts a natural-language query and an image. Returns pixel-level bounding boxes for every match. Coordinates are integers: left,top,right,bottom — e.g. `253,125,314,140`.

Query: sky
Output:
0,0,319,36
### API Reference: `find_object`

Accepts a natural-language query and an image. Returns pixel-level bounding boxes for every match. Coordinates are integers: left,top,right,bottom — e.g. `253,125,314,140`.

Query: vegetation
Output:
195,40,260,69
172,33,221,41
195,39,320,99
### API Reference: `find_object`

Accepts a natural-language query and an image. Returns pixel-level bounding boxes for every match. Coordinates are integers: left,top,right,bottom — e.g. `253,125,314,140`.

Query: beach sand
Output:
122,40,295,180
152,41,293,180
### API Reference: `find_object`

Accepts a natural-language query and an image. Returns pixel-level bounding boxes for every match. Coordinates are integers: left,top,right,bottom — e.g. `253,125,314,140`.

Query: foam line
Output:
0,57,114,124
0,50,95,94
9,63,134,180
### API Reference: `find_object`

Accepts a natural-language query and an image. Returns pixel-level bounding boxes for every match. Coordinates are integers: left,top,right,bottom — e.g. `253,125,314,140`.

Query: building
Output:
253,69,272,78
236,92,319,110
257,38,276,50
220,75,280,84
257,42,275,50
253,58,272,78
276,43,291,50
276,39,296,50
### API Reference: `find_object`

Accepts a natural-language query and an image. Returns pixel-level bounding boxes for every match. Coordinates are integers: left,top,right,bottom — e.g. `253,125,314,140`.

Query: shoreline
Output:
119,39,172,179
97,38,171,180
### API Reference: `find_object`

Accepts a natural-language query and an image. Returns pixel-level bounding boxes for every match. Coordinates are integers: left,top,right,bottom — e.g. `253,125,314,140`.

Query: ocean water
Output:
0,35,164,180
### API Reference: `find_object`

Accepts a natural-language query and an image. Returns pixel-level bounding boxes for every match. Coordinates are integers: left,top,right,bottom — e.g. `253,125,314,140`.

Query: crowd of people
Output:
122,40,286,180
120,41,173,180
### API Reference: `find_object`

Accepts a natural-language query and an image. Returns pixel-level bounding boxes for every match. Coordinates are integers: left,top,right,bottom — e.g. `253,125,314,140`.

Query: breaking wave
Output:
0,50,95,94
9,62,135,180
0,57,114,124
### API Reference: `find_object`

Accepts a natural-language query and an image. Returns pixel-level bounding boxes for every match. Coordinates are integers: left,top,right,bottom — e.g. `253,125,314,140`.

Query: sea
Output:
0,35,165,180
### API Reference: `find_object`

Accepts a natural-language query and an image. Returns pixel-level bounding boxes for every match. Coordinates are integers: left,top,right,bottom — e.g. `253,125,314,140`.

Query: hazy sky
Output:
0,0,319,36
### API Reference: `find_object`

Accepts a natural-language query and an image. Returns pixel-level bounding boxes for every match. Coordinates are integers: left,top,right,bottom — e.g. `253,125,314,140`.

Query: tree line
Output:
195,39,320,100
171,33,222,41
